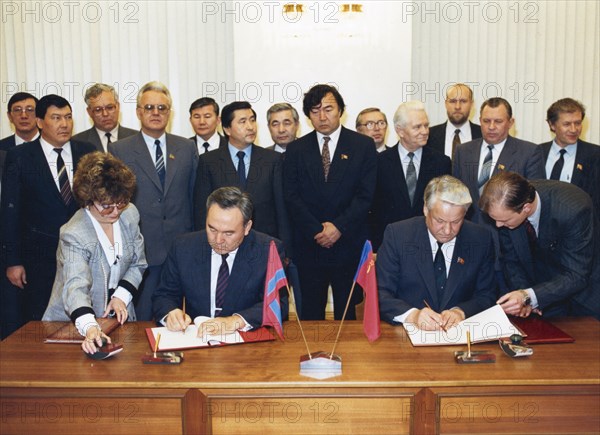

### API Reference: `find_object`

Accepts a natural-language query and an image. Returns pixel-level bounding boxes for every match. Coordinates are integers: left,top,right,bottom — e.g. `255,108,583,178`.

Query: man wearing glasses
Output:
0,94,95,338
109,81,197,321
1,92,40,151
355,107,390,153
426,83,482,159
72,83,137,152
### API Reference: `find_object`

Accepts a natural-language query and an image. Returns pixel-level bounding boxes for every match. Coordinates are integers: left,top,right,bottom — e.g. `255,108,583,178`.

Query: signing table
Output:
1,319,599,434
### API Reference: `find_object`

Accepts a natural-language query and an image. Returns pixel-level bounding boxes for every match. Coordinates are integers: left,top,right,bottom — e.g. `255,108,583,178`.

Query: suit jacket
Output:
42,205,147,322
372,144,451,250
109,132,198,267
499,180,598,317
377,217,497,324
190,134,228,155
72,125,137,152
283,127,377,264
152,230,288,328
193,145,291,252
0,139,96,267
0,134,17,151
453,135,545,222
540,140,600,217
426,121,482,156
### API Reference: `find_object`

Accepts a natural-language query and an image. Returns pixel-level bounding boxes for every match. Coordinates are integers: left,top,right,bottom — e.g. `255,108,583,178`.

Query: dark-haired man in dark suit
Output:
480,172,599,319
372,101,451,250
540,97,600,217
1,94,95,337
283,84,377,320
188,97,227,155
426,84,481,158
193,101,291,253
154,187,288,334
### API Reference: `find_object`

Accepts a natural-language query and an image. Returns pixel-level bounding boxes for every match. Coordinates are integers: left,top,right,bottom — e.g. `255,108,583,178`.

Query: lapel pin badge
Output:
341,154,348,160
498,164,505,171
169,153,175,160
577,163,583,171
457,257,465,265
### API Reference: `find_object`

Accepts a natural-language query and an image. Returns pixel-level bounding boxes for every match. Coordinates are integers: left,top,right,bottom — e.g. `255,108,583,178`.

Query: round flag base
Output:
299,351,342,380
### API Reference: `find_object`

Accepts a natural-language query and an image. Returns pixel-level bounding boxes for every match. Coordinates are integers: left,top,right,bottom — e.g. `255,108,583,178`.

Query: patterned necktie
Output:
105,132,112,145
322,136,331,181
433,242,447,305
477,145,495,191
215,254,229,315
155,139,165,187
202,142,210,154
237,151,246,187
406,152,417,206
452,129,461,157
53,148,73,205
550,149,566,180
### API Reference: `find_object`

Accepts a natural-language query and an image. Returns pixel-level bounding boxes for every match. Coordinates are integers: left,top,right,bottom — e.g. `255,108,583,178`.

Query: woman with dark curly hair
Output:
43,151,147,354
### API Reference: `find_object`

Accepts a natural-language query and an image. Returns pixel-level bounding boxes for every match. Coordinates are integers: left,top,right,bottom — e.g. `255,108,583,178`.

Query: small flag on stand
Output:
262,240,286,340
354,240,380,342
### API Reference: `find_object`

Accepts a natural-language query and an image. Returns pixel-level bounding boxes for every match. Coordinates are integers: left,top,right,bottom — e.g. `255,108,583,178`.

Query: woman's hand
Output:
104,297,128,324
81,325,111,354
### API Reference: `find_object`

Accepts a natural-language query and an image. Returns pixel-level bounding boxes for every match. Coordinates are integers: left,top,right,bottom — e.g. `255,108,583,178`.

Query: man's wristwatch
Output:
520,290,531,307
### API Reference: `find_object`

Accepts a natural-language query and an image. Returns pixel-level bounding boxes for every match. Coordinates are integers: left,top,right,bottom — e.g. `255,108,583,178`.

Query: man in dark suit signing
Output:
188,97,228,155
71,83,137,152
453,97,545,223
153,186,288,335
110,81,198,321
540,98,600,217
426,83,482,158
377,175,496,330
0,94,95,337
193,101,291,252
372,101,451,250
283,84,377,320
480,172,599,319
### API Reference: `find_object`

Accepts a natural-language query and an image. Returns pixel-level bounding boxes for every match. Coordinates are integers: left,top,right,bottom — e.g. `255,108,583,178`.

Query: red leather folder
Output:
509,316,575,344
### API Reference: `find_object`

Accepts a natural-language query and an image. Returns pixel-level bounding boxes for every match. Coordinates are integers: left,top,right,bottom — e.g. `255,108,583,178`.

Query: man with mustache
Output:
0,94,95,337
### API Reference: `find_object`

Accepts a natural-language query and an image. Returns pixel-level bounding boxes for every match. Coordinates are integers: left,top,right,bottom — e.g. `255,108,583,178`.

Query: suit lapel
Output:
192,235,213,316
494,136,517,175
442,232,465,309
304,131,327,188
225,234,253,311
132,134,163,191
31,141,64,204
217,146,239,186
246,145,262,193
414,224,439,307
387,146,411,207
571,143,586,186
164,134,180,195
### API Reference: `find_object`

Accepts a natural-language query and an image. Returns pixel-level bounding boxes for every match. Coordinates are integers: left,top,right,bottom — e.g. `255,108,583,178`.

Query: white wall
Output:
411,0,599,144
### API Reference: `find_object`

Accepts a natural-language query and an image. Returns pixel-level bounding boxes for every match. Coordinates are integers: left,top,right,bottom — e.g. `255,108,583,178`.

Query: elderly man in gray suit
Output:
109,81,198,320
72,83,137,152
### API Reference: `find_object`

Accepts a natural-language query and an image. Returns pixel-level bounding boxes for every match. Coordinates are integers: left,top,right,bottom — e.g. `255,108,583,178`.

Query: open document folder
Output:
403,304,521,346
145,316,274,351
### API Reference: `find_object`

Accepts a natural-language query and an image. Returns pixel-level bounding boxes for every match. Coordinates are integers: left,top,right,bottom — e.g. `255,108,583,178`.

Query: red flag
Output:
262,240,287,340
354,240,381,342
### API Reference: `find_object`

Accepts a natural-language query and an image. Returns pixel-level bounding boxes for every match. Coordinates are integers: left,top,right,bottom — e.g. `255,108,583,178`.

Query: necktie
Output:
477,145,494,191
54,148,73,205
550,149,566,180
215,254,229,315
523,219,538,253
155,139,165,187
236,151,246,187
433,242,447,305
406,152,417,206
202,142,210,154
452,129,461,157
105,132,112,145
322,136,331,181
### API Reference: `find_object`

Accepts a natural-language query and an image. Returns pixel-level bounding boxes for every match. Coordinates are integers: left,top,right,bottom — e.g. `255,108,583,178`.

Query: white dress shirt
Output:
39,138,73,191
544,141,577,182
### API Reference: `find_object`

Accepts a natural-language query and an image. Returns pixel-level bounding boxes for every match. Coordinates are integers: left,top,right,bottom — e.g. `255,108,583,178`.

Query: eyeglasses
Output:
90,104,117,114
358,120,387,130
10,106,35,115
94,202,129,216
141,104,170,114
